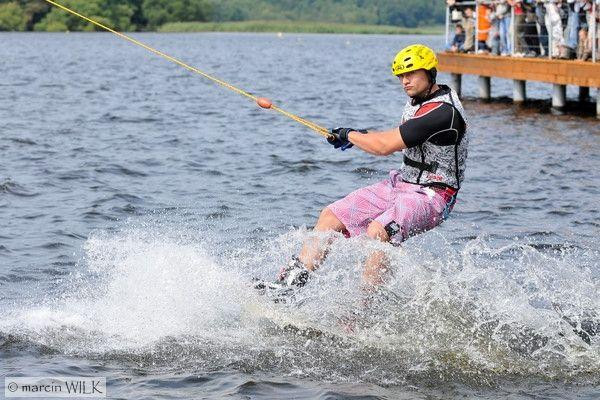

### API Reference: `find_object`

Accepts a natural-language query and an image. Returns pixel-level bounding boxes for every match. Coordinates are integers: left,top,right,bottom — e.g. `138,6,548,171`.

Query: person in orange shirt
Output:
477,3,492,53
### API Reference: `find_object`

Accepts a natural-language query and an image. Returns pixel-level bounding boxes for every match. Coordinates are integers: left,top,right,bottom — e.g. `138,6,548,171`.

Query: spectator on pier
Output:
446,0,472,51
495,0,513,55
581,0,598,60
581,0,593,28
449,24,466,52
535,0,550,56
445,0,597,61
545,0,566,57
523,2,542,56
577,26,593,59
487,2,502,55
447,0,472,21
510,0,528,55
585,0,598,60
562,0,582,59
478,3,492,52
579,0,595,60
462,6,476,52
555,0,573,58
448,0,465,23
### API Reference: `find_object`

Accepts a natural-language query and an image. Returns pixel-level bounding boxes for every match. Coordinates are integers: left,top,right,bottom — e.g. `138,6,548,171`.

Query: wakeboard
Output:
247,279,352,341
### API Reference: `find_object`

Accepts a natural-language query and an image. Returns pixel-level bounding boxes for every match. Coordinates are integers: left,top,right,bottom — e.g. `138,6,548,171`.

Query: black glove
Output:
328,127,368,150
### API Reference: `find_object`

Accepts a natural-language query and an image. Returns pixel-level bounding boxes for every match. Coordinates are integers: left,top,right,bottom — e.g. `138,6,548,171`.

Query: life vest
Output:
399,85,469,190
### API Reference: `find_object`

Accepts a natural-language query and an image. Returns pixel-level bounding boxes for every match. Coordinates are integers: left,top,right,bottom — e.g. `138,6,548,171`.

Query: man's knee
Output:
366,221,390,242
315,207,344,231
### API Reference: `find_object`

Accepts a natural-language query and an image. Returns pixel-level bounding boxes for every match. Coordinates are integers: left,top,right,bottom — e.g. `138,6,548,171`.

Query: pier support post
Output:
513,80,526,102
579,86,590,102
552,84,566,110
478,76,491,100
450,73,462,98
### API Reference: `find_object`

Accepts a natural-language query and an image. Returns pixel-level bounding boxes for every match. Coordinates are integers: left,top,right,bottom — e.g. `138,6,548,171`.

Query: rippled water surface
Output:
1,32,600,399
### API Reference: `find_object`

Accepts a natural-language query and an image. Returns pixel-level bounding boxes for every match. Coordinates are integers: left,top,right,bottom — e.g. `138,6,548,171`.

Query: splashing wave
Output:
1,226,599,386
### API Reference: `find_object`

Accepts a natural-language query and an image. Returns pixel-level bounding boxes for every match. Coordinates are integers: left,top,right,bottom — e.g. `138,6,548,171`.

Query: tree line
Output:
0,0,444,32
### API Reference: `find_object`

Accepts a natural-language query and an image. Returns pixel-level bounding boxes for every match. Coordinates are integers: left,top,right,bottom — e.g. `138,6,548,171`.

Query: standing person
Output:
462,7,476,52
564,0,582,58
546,0,566,57
448,0,468,23
489,2,502,55
257,45,469,292
523,2,542,56
595,0,600,56
478,3,493,52
536,0,550,56
510,0,527,56
497,0,513,55
557,0,572,57
583,0,597,57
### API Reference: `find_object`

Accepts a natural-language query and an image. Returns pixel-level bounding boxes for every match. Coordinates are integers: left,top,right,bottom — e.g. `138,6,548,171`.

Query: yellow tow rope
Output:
43,0,331,138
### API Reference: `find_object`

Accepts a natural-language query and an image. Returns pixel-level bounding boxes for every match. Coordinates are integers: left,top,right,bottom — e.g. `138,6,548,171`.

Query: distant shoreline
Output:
3,20,444,35
158,20,443,35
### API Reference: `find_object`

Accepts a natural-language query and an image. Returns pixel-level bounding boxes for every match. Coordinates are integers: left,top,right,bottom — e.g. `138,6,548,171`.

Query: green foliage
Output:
0,2,27,30
142,0,212,29
160,20,443,35
207,0,444,27
3,0,445,32
375,0,446,28
208,0,378,24
33,0,134,31
20,0,50,30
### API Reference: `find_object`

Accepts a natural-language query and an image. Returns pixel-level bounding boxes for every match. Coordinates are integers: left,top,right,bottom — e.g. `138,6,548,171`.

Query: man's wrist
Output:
348,129,368,140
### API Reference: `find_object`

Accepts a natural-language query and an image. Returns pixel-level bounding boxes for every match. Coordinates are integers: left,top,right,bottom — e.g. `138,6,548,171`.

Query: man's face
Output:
465,8,473,17
398,69,430,98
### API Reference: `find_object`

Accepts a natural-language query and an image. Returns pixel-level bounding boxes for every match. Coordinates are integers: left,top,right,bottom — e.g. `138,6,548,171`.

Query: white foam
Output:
2,225,599,381
3,227,255,351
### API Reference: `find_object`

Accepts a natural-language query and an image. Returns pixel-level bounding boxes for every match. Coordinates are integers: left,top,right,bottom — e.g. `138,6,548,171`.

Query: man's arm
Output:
342,102,463,156
346,128,407,156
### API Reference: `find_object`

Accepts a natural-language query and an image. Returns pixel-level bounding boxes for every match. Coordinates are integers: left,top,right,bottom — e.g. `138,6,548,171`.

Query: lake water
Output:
1,32,599,399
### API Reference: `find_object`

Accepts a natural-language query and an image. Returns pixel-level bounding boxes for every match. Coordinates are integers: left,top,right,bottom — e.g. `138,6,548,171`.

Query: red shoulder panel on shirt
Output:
413,102,444,119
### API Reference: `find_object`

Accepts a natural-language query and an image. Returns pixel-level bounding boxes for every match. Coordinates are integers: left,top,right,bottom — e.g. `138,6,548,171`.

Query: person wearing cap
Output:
257,44,469,293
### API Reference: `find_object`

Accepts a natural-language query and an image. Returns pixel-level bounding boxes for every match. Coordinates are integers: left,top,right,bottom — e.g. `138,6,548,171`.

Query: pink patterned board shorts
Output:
328,171,457,245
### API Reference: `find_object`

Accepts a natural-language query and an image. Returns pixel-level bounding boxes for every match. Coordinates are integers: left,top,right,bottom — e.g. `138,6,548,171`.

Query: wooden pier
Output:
437,53,600,118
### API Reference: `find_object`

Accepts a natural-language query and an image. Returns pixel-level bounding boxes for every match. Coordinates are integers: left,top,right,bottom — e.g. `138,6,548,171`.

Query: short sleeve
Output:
399,102,464,148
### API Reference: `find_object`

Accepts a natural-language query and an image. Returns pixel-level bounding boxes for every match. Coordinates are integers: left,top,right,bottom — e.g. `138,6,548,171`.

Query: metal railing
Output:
593,1,597,62
444,0,598,62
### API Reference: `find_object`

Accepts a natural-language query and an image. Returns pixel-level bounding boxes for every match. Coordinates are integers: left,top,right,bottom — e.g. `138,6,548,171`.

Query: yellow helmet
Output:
391,44,438,76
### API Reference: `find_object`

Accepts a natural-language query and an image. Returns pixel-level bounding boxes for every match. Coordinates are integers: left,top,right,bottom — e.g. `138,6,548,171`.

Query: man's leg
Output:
298,207,346,271
363,221,391,286
294,178,393,278
364,184,457,288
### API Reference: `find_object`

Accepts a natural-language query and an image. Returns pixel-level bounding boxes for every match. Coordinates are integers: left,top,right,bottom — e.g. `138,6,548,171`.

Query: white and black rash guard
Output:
399,85,469,190
398,101,466,149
